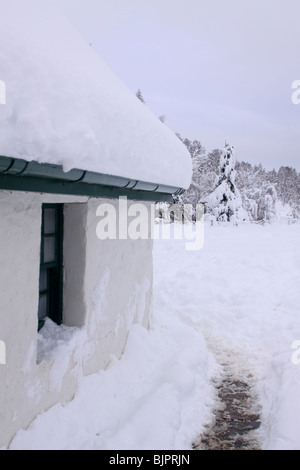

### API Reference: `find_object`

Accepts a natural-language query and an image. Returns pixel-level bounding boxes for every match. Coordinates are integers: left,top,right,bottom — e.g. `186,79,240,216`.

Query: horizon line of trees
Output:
176,135,300,223
135,90,299,222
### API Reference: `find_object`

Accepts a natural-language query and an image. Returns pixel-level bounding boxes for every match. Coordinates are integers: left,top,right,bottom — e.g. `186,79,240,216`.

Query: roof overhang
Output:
0,156,185,202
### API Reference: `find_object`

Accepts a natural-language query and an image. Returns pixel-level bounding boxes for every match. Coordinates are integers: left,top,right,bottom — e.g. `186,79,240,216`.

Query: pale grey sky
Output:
56,0,300,171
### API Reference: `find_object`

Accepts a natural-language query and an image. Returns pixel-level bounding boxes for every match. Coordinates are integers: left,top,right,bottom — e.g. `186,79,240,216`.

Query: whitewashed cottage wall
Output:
0,190,153,447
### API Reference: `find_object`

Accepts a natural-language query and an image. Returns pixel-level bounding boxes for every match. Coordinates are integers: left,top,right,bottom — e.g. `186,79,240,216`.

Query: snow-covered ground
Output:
8,222,300,450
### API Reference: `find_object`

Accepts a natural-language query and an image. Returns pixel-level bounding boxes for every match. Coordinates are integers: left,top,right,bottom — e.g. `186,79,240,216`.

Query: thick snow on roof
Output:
0,0,191,188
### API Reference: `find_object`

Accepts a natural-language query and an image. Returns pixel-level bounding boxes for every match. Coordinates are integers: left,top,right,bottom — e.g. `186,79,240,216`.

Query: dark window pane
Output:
38,294,48,321
38,204,63,330
43,208,56,234
43,237,55,263
39,269,48,292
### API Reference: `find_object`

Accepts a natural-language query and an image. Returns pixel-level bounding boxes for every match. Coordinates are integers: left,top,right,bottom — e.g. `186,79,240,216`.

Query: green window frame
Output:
38,204,63,331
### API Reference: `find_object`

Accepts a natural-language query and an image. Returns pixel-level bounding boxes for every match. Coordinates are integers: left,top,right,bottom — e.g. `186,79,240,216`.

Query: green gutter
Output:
0,156,185,202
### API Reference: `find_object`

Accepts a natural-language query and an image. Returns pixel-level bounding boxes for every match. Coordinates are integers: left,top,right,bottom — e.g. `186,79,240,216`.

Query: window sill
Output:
37,318,80,365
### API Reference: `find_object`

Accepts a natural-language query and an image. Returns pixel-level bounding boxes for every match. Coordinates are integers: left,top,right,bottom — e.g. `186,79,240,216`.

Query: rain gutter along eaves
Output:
0,156,185,203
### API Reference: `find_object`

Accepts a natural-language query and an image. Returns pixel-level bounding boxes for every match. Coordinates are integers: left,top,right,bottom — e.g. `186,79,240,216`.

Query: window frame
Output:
38,204,64,330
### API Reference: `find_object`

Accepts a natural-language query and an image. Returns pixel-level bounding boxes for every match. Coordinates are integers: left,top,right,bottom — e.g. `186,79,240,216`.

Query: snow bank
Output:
8,222,300,450
263,350,300,450
0,0,191,188
36,319,83,393
152,222,300,451
161,222,300,450
10,313,216,450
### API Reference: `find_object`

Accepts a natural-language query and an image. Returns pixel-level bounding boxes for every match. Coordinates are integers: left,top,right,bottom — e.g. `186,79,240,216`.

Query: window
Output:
38,204,63,330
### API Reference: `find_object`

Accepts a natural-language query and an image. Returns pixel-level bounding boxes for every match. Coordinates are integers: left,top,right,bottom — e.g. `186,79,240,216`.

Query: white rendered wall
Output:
82,198,153,376
0,191,153,448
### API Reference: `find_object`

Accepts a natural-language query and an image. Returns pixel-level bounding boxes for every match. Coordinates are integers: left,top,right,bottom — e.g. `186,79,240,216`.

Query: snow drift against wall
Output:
0,0,191,188
8,223,300,450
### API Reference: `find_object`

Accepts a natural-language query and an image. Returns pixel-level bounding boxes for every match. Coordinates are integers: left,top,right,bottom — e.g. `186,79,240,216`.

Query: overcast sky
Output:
56,0,300,171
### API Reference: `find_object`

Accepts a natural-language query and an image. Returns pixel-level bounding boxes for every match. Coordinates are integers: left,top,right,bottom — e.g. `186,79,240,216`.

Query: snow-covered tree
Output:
205,143,246,223
258,185,278,223
245,197,258,221
174,133,300,223
177,136,220,208
136,89,145,104
158,114,166,123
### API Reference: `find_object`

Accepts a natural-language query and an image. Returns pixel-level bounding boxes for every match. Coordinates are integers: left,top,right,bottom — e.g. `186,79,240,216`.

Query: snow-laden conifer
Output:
205,143,246,223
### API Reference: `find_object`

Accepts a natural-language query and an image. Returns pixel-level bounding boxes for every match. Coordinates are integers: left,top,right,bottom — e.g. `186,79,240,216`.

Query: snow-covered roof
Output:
0,0,191,189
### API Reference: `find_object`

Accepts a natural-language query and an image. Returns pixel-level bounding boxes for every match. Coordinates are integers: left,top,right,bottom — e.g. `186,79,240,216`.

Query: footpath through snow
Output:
193,342,262,450
8,222,300,450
